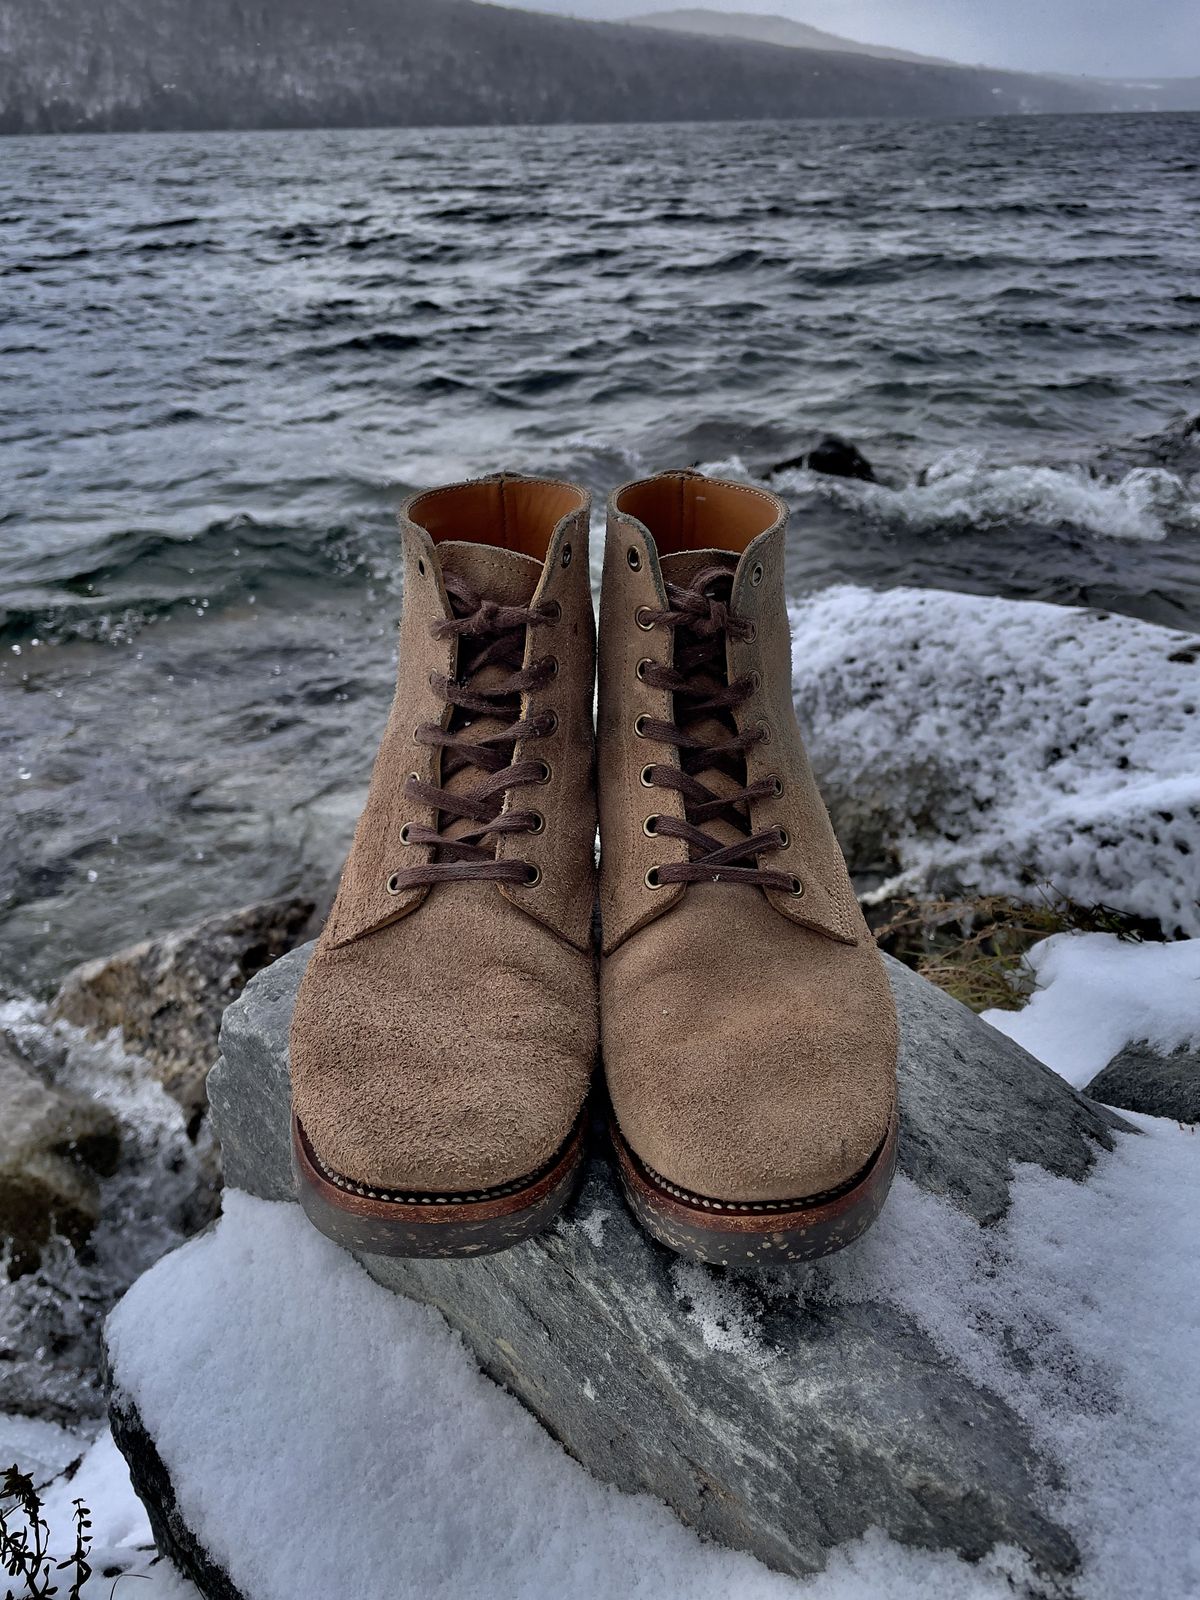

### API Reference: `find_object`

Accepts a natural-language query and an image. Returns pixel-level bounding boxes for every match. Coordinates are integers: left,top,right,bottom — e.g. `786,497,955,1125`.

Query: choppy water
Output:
2,113,1199,994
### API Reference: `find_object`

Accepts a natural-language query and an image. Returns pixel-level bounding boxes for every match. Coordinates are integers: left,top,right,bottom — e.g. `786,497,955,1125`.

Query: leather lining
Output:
408,474,588,560
613,471,781,556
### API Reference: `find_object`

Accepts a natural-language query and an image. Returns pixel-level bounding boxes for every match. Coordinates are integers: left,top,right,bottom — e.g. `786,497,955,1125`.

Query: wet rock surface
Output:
108,941,1136,1594
0,1036,120,1277
1084,1039,1200,1123
52,898,314,1131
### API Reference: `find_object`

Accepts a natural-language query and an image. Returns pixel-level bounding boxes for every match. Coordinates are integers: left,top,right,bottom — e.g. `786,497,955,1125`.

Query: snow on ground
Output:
982,932,1200,1087
789,585,1200,936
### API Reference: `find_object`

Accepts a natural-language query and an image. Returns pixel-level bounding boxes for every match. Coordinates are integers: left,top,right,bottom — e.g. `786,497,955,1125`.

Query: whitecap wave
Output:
776,450,1199,543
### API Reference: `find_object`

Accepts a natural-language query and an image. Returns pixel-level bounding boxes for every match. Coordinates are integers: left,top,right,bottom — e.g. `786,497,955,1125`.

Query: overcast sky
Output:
523,0,1200,79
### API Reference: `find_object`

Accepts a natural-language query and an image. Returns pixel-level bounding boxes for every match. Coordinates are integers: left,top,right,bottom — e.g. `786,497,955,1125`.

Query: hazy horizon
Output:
519,0,1200,80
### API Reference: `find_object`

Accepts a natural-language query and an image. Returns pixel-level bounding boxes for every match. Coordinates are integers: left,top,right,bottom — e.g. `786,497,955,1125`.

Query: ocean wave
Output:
773,453,1200,544
0,514,385,645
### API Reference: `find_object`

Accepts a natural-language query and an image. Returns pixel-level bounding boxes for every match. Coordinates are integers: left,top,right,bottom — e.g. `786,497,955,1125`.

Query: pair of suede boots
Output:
289,471,898,1266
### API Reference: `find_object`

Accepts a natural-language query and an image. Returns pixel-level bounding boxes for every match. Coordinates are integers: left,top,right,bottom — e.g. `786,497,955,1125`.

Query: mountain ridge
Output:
0,0,1193,135
624,8,964,69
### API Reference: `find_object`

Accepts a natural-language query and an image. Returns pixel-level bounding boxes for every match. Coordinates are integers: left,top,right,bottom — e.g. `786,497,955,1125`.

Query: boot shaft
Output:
598,470,862,954
326,474,597,952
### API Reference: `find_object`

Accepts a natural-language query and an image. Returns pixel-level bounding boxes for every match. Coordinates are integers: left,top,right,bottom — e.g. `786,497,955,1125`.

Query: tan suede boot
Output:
291,475,597,1258
598,472,898,1265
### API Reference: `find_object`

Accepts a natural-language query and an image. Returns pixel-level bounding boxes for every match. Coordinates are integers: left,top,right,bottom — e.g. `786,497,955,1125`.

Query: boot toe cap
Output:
290,909,595,1194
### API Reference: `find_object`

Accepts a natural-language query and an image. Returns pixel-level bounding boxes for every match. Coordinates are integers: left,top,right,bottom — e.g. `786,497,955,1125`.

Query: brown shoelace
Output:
387,571,558,890
638,565,797,893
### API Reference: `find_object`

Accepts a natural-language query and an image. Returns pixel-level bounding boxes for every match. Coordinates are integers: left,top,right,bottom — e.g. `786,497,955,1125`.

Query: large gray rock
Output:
129,941,1135,1596
0,1037,120,1276
52,897,314,1131
1084,1039,1200,1124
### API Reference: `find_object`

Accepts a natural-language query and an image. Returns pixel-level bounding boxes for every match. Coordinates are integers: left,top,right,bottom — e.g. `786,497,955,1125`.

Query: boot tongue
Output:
437,540,542,608
433,540,545,844
658,548,748,856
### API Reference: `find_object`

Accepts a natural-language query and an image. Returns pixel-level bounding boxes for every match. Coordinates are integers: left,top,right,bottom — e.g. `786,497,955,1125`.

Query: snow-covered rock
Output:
974,929,1200,1119
980,932,1200,1090
790,587,1200,936
100,942,1143,1596
1085,1041,1200,1123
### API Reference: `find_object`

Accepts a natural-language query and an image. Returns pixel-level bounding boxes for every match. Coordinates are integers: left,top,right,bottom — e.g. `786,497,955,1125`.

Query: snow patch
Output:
670,1261,772,1367
577,1206,610,1247
790,585,1200,935
981,931,1200,1088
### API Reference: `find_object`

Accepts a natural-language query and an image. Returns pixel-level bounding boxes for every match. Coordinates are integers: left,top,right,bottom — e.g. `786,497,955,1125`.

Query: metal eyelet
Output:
523,864,542,887
748,670,761,693
635,607,656,631
643,815,660,837
542,601,562,622
777,827,790,850
541,710,559,736
386,873,403,895
744,621,757,643
789,876,804,897
561,543,572,568
771,775,784,797
636,658,654,681
634,715,650,738
534,760,552,784
750,563,764,587
543,655,559,677
756,721,772,744
399,823,413,845
627,547,642,570
527,811,545,834
644,866,663,889
417,558,426,577
639,764,655,787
